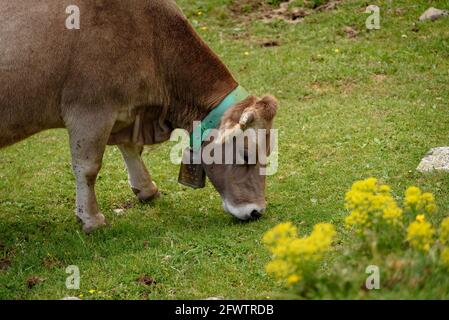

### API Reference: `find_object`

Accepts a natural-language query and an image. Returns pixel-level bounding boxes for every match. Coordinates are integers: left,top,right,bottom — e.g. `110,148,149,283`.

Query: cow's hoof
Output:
132,183,160,202
80,213,107,234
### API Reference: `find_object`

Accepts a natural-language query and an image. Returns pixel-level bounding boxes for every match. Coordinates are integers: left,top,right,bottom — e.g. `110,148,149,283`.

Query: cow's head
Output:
201,95,278,221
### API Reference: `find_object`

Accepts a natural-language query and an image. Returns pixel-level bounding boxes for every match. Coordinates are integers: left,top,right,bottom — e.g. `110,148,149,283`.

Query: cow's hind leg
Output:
118,144,159,202
66,110,117,233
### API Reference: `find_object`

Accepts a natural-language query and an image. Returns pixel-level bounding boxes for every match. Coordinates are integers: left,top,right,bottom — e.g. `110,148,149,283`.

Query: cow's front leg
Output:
66,111,116,233
118,144,159,202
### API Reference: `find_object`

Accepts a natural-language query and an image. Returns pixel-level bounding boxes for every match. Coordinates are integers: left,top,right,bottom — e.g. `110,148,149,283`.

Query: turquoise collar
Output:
191,86,249,152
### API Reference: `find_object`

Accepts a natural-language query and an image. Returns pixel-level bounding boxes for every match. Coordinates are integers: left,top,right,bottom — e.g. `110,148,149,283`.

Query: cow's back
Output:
0,1,74,146
0,0,231,148
0,0,173,147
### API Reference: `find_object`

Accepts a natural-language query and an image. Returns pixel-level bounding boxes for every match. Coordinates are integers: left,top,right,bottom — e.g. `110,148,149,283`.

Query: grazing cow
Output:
0,0,278,232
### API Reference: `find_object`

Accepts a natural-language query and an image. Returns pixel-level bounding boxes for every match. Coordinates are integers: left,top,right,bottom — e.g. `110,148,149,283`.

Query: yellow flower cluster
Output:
263,222,297,252
404,186,437,215
263,222,336,286
406,215,435,252
344,179,445,257
264,179,449,293
344,178,403,230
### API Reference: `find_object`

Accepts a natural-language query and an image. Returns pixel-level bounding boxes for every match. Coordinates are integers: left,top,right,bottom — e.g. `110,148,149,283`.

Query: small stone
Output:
417,147,449,172
113,208,125,215
419,7,448,21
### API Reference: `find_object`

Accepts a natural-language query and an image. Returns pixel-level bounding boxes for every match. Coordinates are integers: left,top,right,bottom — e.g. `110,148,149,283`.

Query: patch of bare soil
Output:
258,39,282,47
263,2,309,24
137,274,157,286
372,74,387,82
315,1,339,12
230,0,340,24
229,0,267,16
26,276,45,289
343,26,358,39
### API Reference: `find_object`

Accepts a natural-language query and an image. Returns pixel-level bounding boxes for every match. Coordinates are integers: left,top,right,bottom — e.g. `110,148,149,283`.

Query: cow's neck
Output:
156,13,239,133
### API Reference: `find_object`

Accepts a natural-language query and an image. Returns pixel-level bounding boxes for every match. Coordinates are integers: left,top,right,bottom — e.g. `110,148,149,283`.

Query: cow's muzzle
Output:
222,201,266,221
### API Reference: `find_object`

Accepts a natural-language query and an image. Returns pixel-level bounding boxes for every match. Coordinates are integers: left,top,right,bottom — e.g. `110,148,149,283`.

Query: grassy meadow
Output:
1,0,449,299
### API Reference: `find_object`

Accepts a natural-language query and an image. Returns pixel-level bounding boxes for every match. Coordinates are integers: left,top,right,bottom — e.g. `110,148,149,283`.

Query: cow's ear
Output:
257,95,278,121
239,95,277,129
239,110,256,130
216,109,255,144
217,95,278,144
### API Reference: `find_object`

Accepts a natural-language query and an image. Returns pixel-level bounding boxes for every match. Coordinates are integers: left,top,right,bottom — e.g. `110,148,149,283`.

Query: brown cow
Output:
0,0,278,232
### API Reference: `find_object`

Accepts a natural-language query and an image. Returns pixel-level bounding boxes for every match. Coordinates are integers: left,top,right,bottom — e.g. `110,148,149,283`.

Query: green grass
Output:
1,0,449,299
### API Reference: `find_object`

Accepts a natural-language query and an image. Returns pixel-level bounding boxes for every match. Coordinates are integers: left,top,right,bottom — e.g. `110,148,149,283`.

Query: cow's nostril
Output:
250,210,263,220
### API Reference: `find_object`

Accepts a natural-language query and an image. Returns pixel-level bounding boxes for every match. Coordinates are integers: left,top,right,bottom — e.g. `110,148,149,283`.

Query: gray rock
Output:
417,147,449,172
419,7,448,21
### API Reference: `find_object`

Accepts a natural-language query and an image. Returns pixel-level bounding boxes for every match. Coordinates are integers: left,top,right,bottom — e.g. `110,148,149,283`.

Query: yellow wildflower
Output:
382,203,403,226
404,186,436,215
406,215,435,252
345,210,369,229
309,223,336,252
344,178,403,230
265,259,292,280
263,222,297,249
287,274,301,286
88,289,96,294
405,186,420,204
416,214,425,223
287,223,336,262
263,222,336,286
